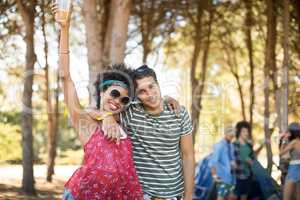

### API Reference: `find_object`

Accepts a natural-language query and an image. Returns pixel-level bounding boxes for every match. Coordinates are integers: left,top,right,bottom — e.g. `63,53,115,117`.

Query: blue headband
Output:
99,80,128,89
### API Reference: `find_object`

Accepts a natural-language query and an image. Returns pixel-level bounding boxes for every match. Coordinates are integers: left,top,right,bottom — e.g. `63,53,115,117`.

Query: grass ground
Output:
0,165,78,200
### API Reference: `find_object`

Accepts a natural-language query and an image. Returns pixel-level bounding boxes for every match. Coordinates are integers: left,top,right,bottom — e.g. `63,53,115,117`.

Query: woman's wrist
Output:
59,49,70,54
59,27,70,54
95,112,113,121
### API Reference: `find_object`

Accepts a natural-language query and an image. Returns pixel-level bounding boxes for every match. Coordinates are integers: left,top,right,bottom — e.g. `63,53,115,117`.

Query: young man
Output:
96,65,195,200
233,121,255,200
209,125,236,200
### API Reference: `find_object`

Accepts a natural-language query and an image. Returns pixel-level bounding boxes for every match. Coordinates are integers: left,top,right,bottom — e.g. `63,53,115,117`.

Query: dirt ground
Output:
0,165,78,200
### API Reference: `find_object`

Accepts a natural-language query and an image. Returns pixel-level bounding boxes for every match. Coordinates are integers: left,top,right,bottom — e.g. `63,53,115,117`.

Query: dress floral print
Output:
65,127,143,200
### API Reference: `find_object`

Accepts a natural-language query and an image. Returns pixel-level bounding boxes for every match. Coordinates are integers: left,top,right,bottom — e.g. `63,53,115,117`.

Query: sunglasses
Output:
109,89,130,105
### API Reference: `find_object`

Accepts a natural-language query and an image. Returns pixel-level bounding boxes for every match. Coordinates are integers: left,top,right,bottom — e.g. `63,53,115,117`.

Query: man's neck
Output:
144,100,164,116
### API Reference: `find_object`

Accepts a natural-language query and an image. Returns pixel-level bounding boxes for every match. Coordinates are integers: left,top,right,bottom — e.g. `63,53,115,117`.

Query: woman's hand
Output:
102,116,122,144
51,2,72,28
86,108,122,144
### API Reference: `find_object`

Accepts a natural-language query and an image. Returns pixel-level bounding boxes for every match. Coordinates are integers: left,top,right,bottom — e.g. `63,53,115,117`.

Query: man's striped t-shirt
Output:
120,102,193,198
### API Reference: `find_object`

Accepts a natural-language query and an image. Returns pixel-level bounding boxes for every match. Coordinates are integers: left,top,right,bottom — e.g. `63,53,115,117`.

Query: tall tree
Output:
222,42,247,122
40,1,59,182
198,5,213,125
281,0,289,131
264,0,277,174
278,0,290,184
82,0,104,106
16,0,37,194
82,0,131,106
103,0,131,65
218,12,247,122
185,0,210,144
244,0,255,134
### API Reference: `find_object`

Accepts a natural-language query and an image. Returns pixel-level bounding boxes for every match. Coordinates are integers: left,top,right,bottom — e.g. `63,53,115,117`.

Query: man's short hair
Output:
131,65,158,88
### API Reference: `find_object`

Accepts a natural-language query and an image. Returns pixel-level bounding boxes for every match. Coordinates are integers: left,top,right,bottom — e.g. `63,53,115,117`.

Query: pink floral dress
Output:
64,127,143,200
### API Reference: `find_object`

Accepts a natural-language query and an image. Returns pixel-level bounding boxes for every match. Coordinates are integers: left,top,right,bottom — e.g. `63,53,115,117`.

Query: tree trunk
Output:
47,65,60,182
190,24,202,145
244,0,255,136
233,72,247,121
278,0,290,184
103,0,132,65
40,2,58,182
222,42,247,122
82,0,104,106
142,43,151,63
83,0,131,106
281,0,289,132
46,89,59,182
263,59,271,175
190,0,209,144
198,8,213,119
139,0,154,63
101,0,111,49
264,0,277,175
17,0,37,194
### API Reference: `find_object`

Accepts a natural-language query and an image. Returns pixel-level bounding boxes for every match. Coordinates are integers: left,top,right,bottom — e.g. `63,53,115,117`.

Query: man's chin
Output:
144,101,161,109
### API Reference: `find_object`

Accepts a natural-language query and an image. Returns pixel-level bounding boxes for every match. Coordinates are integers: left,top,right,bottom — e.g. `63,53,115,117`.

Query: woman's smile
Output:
108,100,120,111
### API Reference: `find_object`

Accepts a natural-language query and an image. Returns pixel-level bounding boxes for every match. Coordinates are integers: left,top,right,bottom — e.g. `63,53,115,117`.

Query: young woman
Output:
51,3,143,200
233,121,254,200
280,122,300,200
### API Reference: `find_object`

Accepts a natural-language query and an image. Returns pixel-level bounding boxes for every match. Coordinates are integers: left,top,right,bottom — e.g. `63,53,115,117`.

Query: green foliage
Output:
32,104,81,163
0,107,81,164
0,111,21,125
56,104,82,151
0,123,22,164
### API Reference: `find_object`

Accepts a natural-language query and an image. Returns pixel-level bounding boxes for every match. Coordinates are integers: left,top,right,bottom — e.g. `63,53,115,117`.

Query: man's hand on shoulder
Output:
164,95,180,117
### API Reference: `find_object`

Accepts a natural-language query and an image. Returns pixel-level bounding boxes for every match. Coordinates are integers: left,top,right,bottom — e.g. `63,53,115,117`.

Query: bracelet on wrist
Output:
59,49,70,54
95,112,113,121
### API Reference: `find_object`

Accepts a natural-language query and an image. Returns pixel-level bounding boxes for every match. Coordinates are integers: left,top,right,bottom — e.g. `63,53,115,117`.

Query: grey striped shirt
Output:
120,102,193,198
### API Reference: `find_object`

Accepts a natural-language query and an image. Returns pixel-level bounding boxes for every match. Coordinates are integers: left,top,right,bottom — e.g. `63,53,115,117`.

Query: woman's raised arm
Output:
52,3,96,144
